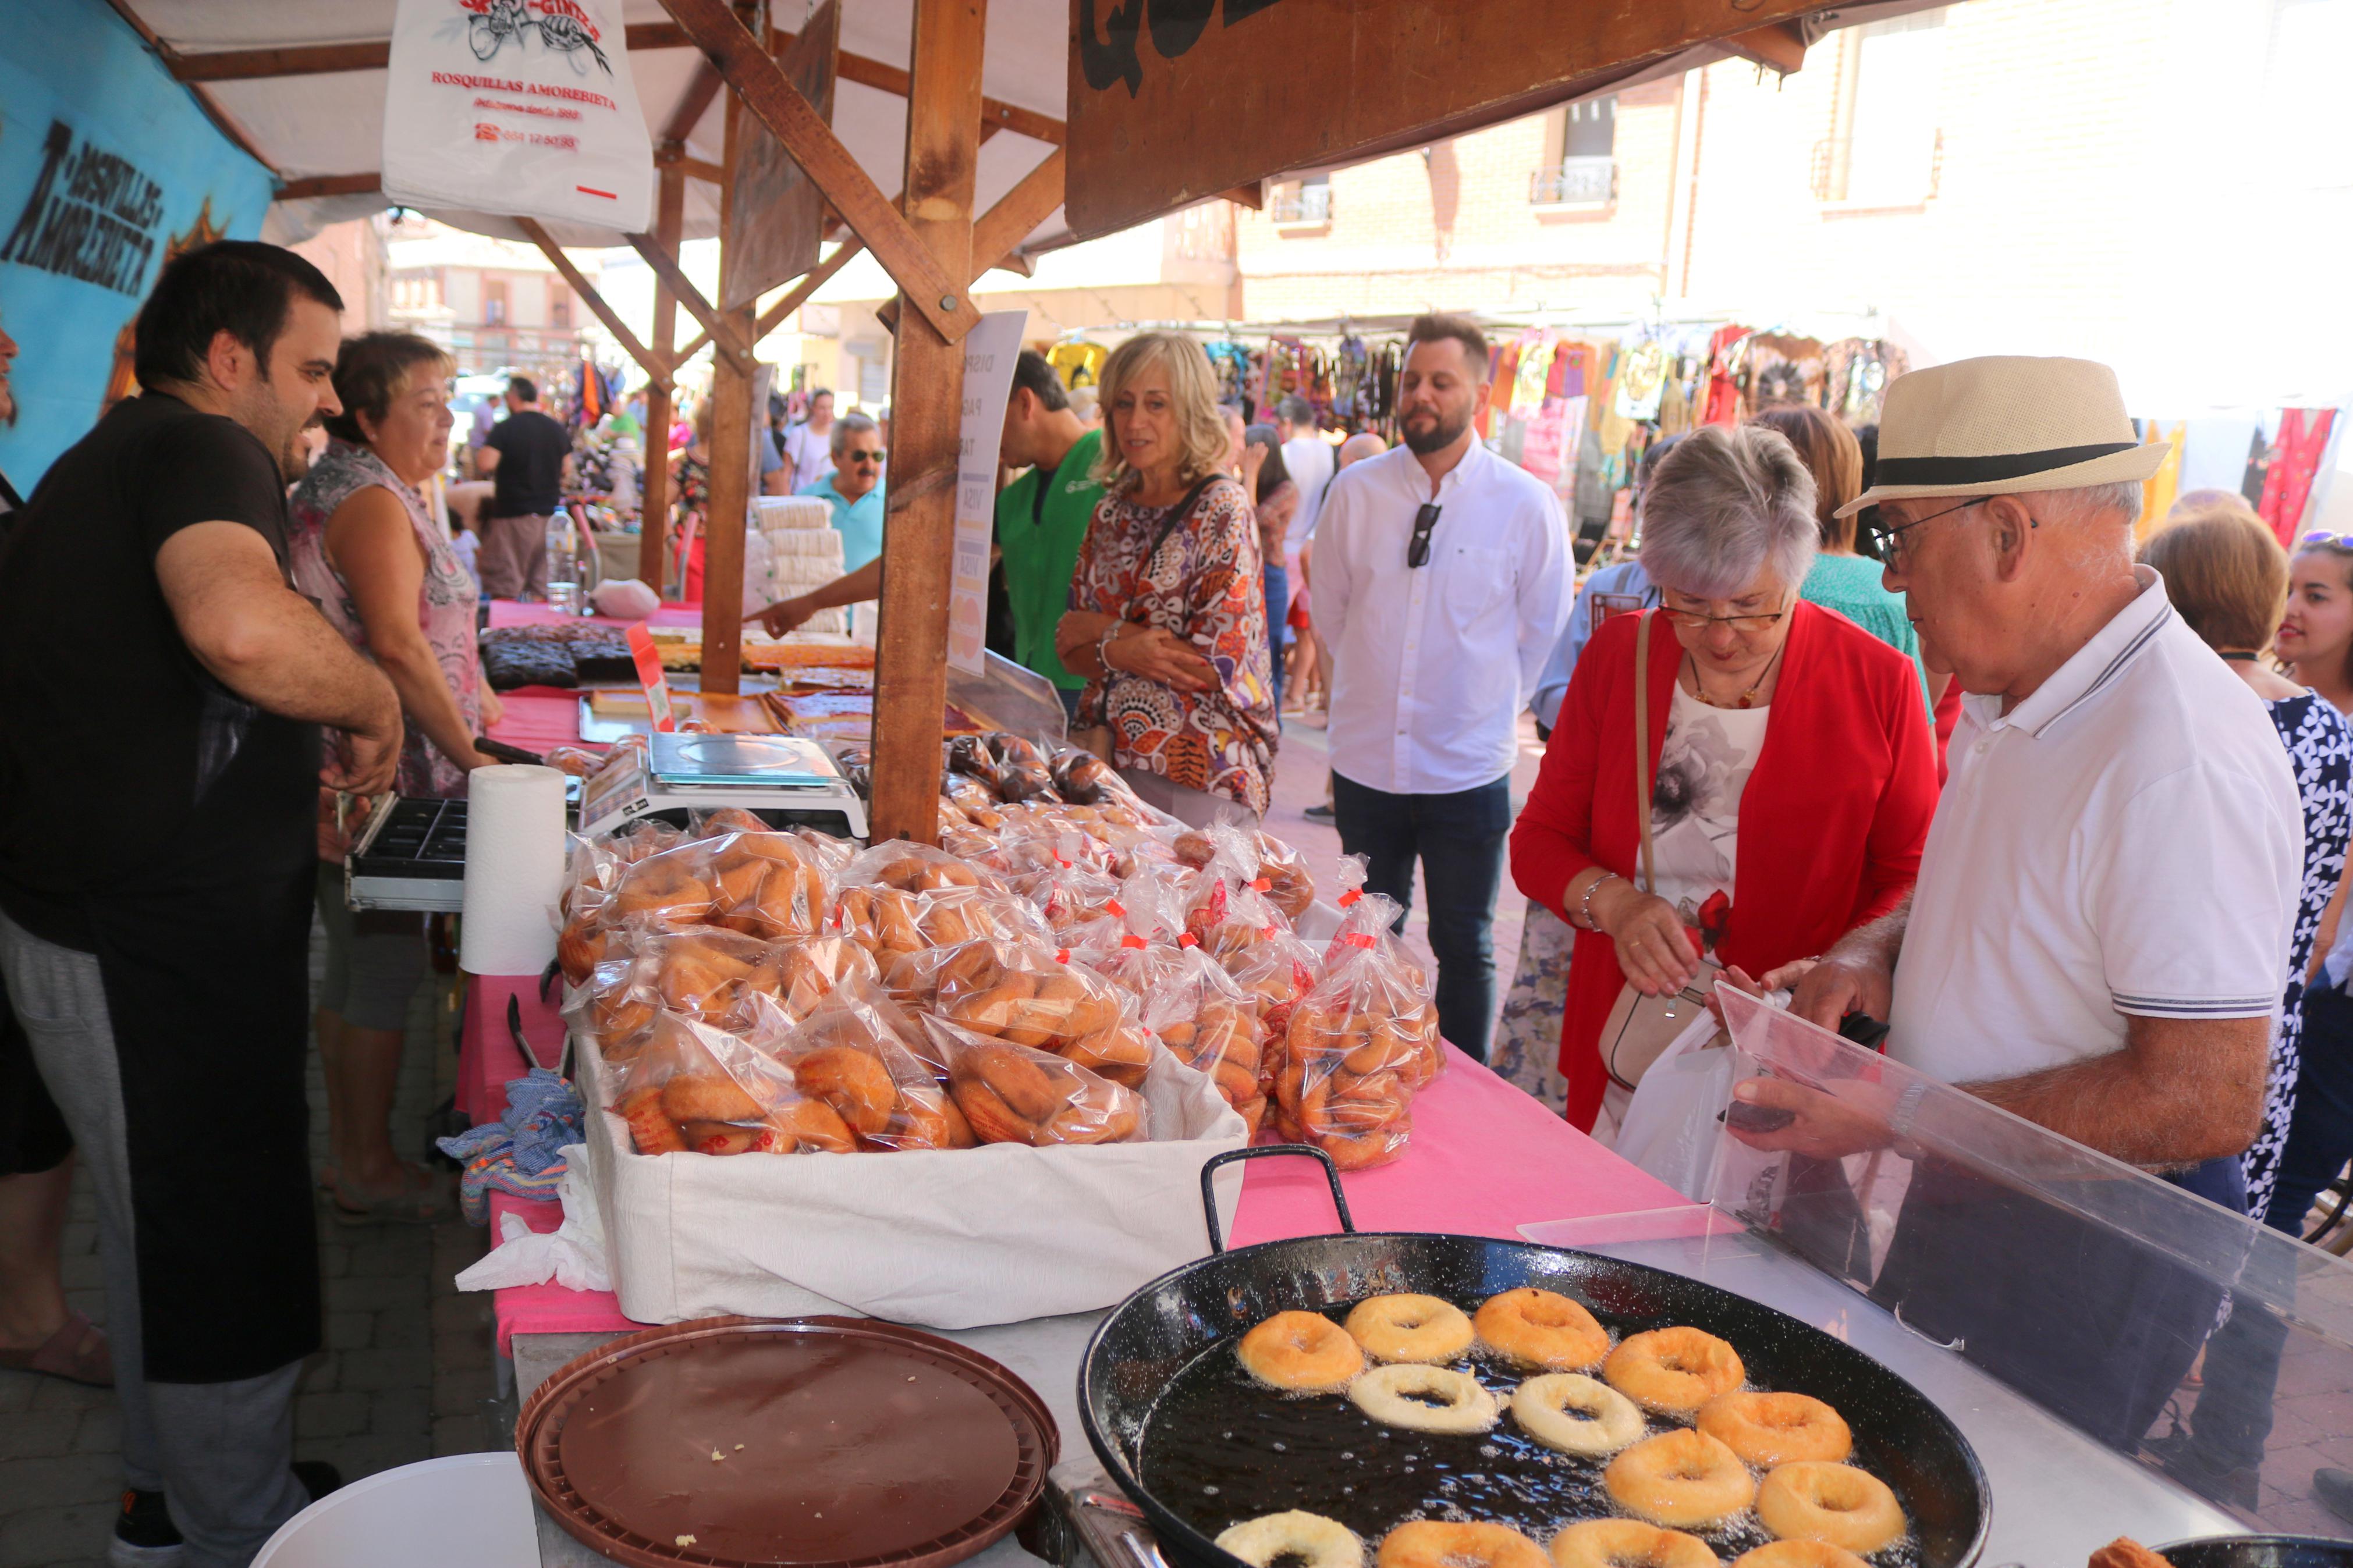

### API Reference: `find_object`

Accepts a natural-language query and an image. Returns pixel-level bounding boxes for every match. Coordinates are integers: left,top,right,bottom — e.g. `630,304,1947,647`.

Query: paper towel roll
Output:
459,765,569,976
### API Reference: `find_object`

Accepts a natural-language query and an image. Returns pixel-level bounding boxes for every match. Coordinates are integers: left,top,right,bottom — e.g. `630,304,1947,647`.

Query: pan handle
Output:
1199,1144,1355,1254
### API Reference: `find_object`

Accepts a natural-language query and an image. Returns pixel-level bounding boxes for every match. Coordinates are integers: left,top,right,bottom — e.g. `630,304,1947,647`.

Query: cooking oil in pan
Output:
1135,1313,1918,1568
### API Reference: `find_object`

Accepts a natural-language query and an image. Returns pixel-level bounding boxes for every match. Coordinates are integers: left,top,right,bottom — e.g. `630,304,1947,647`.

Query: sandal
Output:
0,1311,114,1388
327,1165,453,1227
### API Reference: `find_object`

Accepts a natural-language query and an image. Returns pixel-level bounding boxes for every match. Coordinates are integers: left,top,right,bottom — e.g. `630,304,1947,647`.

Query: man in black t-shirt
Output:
0,242,400,1567
474,374,574,599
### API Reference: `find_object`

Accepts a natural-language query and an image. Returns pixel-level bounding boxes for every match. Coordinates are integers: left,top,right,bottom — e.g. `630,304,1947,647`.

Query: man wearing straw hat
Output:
1724,357,2302,1454
1738,355,2301,1190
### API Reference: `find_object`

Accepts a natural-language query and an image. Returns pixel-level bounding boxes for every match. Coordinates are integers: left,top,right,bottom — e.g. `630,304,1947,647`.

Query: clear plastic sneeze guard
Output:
1709,986,2353,1541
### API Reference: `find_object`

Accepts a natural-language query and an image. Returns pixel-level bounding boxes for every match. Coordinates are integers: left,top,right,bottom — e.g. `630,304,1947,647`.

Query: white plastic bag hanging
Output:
1610,1010,1736,1201
382,0,654,234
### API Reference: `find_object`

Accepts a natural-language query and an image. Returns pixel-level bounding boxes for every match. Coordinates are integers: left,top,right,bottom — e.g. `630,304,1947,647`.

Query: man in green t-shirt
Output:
990,350,1101,719
754,351,1103,720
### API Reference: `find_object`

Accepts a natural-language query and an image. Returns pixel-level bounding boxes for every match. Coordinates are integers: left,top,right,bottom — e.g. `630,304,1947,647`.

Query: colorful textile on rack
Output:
1703,325,1749,426
1048,341,1106,389
2138,421,2184,540
2261,408,2336,547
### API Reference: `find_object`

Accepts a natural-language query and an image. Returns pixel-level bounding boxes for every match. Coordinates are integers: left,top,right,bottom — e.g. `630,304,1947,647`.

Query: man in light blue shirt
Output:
797,410,885,571
1530,559,1654,735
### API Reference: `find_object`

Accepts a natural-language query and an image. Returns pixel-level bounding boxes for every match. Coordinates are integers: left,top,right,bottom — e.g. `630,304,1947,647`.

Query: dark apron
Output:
85,696,321,1384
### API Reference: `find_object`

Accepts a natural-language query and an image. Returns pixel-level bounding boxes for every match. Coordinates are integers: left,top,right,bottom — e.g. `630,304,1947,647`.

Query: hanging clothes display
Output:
2260,408,2337,546
1205,340,1252,410
1702,325,1751,426
1748,334,1826,411
1332,334,1369,423
2138,421,2184,539
1612,339,1668,424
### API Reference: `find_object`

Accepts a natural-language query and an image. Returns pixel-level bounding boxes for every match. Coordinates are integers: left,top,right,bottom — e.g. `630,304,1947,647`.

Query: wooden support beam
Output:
1722,22,1808,74
1220,180,1267,211
869,0,984,845
514,219,672,394
638,167,686,593
871,149,1062,338
275,172,381,201
659,0,973,345
626,233,755,376
700,88,757,698
653,145,727,184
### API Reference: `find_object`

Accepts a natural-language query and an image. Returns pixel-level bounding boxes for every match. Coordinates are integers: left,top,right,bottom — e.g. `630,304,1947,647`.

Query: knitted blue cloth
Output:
436,1069,584,1225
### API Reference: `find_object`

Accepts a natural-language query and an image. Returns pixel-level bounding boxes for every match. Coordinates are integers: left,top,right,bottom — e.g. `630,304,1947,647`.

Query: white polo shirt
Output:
1888,567,2302,1086
1316,440,1571,796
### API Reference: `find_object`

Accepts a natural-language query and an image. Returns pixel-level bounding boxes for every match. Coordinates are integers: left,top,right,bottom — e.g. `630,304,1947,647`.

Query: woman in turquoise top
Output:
1751,404,1941,717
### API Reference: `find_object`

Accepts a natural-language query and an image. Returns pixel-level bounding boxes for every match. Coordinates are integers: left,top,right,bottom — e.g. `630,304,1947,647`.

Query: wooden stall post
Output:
701,86,757,696
638,164,684,592
866,0,984,844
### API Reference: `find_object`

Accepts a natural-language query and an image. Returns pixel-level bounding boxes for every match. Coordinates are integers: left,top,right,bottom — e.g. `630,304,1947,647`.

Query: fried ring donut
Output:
660,1073,768,1126
1236,1311,1364,1392
1477,1288,1610,1371
616,1086,686,1155
1510,1373,1646,1456
952,1079,1036,1146
1697,1392,1852,1468
1731,1546,1867,1568
1604,1328,1746,1414
1549,1521,1719,1568
1602,1430,1756,1529
1344,1294,1475,1364
1218,1512,1364,1568
767,1097,858,1155
793,1046,897,1137
1377,1521,1548,1568
971,1043,1062,1122
1755,1464,1905,1555
680,1119,762,1156
1348,1364,1500,1434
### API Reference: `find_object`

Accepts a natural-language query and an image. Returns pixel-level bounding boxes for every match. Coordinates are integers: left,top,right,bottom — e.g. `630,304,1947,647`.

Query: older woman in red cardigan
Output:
1511,425,1938,1135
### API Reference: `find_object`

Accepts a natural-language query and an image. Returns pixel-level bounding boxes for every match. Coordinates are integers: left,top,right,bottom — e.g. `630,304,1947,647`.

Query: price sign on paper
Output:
626,621,676,733
947,311,1029,675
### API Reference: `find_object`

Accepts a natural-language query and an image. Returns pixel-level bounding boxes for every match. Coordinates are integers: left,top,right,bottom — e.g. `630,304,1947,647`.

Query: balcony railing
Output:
1530,156,1617,207
1268,183,1332,224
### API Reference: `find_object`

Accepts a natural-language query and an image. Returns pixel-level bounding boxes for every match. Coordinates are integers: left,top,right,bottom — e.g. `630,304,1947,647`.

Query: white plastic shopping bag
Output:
1610,1010,1735,1200
383,0,654,233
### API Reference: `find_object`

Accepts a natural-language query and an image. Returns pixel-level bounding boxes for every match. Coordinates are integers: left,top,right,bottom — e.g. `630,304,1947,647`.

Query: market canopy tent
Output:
102,0,1862,843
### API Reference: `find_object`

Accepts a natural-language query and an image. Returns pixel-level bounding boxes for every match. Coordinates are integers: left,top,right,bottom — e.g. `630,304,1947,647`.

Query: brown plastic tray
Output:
517,1315,1057,1568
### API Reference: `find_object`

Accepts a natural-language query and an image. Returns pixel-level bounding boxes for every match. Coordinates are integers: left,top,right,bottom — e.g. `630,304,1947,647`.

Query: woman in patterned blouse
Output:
1056,333,1278,822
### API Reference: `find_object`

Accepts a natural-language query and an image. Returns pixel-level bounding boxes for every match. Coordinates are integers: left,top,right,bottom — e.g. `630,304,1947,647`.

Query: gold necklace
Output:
1687,645,1784,710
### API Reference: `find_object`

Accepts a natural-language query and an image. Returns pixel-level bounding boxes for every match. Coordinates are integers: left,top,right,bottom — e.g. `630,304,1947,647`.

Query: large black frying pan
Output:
1081,1146,1991,1568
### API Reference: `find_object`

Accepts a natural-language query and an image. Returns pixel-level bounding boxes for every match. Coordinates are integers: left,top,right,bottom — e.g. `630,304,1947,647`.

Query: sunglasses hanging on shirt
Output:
1408,503,1441,568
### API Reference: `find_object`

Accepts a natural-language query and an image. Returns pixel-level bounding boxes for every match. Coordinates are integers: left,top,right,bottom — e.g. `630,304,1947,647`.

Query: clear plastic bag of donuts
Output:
1217,925,1322,1093
701,826,835,941
833,883,929,961
565,948,660,1058
940,767,1006,827
689,805,774,840
983,731,1060,803
921,1015,1149,1147
925,938,1153,1088
608,1009,857,1158
1142,945,1268,1133
596,838,727,934
840,837,999,895
914,883,1053,951
1174,817,1316,923
1064,866,1188,984
1012,860,1126,937
772,976,977,1151
728,934,879,1035
1046,743,1134,806
1273,926,1443,1169
1180,826,1294,963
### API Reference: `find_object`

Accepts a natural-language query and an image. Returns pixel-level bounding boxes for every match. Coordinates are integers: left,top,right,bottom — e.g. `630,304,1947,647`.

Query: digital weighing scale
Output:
577,731,867,842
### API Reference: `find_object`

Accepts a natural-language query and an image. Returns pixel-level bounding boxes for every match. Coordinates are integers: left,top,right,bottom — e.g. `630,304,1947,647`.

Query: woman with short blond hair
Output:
2142,503,2351,1231
1056,332,1276,820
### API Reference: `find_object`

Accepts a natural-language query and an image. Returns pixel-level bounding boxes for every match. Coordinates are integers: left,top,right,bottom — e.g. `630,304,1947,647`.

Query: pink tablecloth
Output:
457,975,1694,1356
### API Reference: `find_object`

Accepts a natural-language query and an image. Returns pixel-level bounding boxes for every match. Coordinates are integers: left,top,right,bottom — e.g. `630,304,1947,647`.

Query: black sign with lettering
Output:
1,120,167,297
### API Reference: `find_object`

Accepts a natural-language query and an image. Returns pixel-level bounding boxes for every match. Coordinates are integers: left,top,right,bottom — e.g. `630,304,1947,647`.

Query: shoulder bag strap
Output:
1633,609,1656,895
1143,471,1223,573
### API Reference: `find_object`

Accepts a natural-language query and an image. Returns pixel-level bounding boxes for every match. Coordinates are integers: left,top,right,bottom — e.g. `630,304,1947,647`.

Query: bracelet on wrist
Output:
1574,871,1621,931
1096,624,1123,677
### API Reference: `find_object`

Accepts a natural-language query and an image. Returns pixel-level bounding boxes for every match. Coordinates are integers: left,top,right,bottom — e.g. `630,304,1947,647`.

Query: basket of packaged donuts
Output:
552,779,1444,1330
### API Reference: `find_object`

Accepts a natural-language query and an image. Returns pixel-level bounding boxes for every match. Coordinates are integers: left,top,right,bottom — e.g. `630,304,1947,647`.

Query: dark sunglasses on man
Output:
843,447,884,465
1408,503,1440,568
